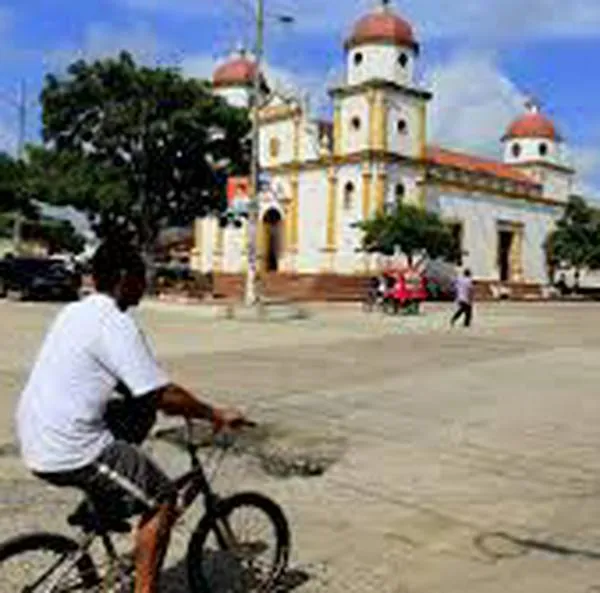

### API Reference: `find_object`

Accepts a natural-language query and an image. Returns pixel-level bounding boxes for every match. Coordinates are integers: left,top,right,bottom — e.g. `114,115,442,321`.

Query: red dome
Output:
503,110,561,141
213,55,257,88
345,8,418,52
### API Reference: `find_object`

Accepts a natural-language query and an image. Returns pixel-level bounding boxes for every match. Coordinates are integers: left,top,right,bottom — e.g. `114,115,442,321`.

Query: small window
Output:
511,143,521,158
398,53,409,68
351,116,361,131
397,119,407,134
269,137,280,158
539,142,548,157
395,183,405,202
343,181,355,210
354,52,363,66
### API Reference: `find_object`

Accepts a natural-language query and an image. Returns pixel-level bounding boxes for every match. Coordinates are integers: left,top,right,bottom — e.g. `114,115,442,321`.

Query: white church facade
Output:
192,2,581,297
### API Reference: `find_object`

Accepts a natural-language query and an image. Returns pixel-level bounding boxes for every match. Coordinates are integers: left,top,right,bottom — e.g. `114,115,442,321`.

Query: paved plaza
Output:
1,299,600,592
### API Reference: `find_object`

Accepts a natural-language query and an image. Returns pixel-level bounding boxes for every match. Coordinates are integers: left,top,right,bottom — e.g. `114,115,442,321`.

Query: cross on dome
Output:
524,97,542,114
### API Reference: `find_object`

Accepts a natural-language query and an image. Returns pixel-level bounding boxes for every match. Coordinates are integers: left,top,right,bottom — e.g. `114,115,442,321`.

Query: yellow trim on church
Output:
362,166,372,221
368,89,376,150
293,116,301,163
509,222,525,282
290,174,299,253
325,169,338,253
333,102,342,157
375,169,386,214
191,218,203,268
213,224,224,272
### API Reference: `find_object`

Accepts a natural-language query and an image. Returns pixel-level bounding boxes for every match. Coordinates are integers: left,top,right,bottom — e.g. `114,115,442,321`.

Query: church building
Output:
191,1,581,299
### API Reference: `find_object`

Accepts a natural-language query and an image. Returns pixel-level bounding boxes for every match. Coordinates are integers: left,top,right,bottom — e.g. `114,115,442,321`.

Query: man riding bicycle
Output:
15,238,247,593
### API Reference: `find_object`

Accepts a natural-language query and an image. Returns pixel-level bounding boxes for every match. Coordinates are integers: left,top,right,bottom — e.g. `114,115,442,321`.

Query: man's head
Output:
464,268,472,278
91,239,147,310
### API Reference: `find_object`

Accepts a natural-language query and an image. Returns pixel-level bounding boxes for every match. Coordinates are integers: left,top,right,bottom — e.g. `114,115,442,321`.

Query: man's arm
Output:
151,383,243,427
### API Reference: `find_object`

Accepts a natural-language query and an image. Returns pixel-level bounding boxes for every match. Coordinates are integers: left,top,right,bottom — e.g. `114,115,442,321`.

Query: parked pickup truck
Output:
555,267,600,299
0,256,81,301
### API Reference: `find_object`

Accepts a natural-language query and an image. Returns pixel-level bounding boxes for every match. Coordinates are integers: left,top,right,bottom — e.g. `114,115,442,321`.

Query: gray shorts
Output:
35,441,176,521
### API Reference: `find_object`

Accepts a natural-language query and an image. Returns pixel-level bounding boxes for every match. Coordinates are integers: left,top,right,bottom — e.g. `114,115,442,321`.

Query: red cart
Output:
382,267,427,315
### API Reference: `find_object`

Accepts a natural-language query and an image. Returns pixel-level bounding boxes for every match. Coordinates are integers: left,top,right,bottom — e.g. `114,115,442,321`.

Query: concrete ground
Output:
1,299,600,592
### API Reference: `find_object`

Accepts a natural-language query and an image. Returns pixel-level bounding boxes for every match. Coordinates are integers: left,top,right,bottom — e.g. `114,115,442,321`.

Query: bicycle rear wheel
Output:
187,492,290,593
0,533,99,592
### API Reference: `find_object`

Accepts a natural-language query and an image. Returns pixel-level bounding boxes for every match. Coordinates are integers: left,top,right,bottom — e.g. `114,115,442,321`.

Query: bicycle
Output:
0,419,291,592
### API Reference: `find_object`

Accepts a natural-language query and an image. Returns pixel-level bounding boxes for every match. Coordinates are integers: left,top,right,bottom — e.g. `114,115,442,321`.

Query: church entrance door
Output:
498,229,514,282
263,208,282,272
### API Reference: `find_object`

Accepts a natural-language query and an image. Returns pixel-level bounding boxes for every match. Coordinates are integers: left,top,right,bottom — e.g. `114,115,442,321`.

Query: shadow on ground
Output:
161,558,325,592
474,531,600,562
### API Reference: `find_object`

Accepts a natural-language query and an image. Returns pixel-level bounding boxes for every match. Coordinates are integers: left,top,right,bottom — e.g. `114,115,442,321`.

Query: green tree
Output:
40,51,250,253
22,218,85,254
0,152,38,218
545,195,600,281
357,203,461,265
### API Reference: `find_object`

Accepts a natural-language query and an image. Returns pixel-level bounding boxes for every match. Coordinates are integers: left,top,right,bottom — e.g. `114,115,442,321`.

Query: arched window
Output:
539,142,548,157
511,143,521,158
351,116,361,131
398,53,409,68
395,182,405,203
354,52,363,66
397,119,407,134
343,181,355,210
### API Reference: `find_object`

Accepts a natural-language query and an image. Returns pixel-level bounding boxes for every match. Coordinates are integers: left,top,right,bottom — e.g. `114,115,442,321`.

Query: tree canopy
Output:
357,202,461,264
545,195,600,275
40,51,251,251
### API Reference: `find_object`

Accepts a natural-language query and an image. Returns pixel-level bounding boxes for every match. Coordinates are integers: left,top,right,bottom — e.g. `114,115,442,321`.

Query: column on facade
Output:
373,91,388,152
362,163,373,274
333,101,342,157
213,220,225,273
362,163,372,221
324,167,338,270
190,217,203,271
418,102,428,207
510,222,525,282
368,89,376,150
290,174,299,253
293,116,301,163
375,166,387,214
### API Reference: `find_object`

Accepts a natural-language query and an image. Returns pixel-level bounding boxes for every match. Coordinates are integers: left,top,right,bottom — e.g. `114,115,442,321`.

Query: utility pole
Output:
244,0,265,306
12,79,26,254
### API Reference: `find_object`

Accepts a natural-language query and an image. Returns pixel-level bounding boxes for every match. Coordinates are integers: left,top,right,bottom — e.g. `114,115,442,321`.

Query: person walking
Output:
451,268,474,328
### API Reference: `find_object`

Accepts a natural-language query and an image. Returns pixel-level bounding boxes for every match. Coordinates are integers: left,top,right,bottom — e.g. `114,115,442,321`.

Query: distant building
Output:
191,1,591,298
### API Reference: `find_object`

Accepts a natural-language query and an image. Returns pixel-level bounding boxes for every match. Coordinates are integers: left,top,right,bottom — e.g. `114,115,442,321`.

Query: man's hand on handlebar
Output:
211,407,254,432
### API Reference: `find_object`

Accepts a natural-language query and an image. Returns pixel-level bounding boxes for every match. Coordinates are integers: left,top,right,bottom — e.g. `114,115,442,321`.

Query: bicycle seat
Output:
67,500,131,534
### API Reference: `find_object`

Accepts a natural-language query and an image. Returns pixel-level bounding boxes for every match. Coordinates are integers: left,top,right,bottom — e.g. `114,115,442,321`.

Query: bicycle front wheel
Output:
187,491,290,593
0,533,99,592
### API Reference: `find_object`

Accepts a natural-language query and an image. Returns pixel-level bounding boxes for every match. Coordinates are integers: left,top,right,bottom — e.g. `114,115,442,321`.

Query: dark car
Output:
0,257,81,301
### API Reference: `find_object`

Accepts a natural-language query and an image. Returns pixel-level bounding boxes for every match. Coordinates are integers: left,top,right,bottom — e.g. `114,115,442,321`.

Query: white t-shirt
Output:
16,293,169,473
455,276,473,304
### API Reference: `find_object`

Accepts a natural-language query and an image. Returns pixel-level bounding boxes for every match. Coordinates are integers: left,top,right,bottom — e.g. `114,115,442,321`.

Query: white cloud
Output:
425,51,526,158
424,52,600,198
116,0,600,41
569,147,600,198
46,22,183,72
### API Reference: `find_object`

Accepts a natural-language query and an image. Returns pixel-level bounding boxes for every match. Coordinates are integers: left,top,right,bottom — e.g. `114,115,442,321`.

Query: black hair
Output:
91,238,146,292
464,268,472,277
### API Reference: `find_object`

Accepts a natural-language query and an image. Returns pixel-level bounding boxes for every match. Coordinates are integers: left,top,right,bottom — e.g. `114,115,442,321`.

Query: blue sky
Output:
0,0,599,197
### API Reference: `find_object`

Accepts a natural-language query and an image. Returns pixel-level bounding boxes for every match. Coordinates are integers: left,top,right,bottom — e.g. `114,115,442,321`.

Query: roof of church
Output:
213,53,257,88
345,4,418,52
502,100,562,141
426,146,541,186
